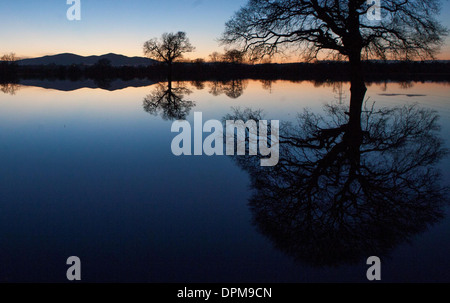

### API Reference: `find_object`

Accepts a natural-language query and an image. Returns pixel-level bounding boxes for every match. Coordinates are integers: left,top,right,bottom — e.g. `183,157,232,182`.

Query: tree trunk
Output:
167,61,172,83
345,51,367,169
346,0,367,135
348,51,366,133
167,75,172,92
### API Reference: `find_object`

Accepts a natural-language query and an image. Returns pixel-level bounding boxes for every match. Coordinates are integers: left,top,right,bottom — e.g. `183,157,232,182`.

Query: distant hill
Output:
18,53,158,67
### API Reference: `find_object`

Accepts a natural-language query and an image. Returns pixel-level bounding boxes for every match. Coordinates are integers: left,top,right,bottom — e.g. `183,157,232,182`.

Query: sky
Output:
1,0,450,61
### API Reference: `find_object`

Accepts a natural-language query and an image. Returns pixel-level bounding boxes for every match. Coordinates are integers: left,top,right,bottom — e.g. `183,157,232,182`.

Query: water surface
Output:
0,80,449,282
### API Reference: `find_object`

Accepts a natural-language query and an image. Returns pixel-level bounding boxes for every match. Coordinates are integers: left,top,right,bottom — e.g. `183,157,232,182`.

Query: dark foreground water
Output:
0,80,449,282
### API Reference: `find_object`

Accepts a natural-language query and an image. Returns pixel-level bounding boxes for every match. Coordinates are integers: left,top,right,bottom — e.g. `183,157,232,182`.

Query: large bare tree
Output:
221,0,447,132
143,32,195,79
221,0,447,82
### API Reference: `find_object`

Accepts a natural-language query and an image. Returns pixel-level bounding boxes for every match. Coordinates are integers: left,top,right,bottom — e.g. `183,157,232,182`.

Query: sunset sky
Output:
1,0,450,61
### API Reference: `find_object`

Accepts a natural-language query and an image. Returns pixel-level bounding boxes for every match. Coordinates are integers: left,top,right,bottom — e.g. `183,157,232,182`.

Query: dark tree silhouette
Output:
209,51,223,63
224,101,448,266
0,53,19,81
223,49,245,64
143,80,195,121
221,0,448,105
143,32,195,80
221,1,447,61
1,53,17,63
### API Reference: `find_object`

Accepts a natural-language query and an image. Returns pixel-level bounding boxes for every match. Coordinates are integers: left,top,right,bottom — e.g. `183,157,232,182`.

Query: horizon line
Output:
14,52,450,64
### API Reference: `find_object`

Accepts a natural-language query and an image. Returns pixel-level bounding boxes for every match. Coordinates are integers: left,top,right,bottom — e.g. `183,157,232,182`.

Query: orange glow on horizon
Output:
15,48,450,63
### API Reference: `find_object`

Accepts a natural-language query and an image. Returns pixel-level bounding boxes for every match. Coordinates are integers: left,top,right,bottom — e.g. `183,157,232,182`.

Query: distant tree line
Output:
2,59,450,84
2,37,450,84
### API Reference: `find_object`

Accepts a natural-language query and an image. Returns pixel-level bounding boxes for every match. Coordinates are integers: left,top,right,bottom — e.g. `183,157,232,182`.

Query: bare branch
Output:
220,0,448,62
143,32,195,64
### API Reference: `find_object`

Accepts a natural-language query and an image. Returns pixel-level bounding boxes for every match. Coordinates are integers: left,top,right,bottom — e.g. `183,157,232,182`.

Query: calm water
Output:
0,80,449,282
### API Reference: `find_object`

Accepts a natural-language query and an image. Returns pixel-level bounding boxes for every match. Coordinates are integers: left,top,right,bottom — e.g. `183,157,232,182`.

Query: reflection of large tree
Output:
226,98,448,266
143,81,195,121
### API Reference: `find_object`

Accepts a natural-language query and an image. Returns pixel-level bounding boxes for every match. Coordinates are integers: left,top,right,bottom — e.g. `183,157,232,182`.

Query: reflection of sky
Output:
0,0,449,60
0,81,449,282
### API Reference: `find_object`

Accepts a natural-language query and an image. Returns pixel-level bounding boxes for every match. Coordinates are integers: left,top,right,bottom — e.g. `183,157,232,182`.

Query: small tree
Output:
193,58,205,64
1,52,18,80
143,32,195,78
223,49,245,64
209,51,222,63
1,52,17,63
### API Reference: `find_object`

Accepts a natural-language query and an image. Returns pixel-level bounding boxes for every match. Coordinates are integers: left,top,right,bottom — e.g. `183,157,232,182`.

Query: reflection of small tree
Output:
226,103,448,266
143,32,195,79
143,81,195,121
1,83,20,95
332,81,347,104
208,81,223,96
190,80,205,90
207,79,248,99
399,81,414,89
222,79,247,98
260,79,275,92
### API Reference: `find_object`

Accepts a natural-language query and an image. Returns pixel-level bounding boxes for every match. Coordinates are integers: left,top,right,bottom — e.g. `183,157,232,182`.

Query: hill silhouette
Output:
18,53,158,67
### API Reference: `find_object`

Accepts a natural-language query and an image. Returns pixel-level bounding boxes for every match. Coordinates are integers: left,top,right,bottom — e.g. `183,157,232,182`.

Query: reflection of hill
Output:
11,78,450,94
18,79,156,91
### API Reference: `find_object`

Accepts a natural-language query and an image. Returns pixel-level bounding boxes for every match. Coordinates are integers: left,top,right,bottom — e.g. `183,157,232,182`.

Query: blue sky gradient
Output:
1,0,449,60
